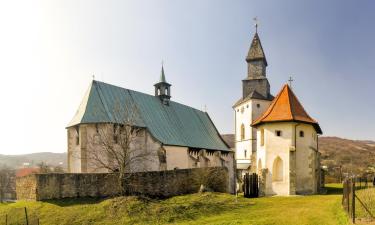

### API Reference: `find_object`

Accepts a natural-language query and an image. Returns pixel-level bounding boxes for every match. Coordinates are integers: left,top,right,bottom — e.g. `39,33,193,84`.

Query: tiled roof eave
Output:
251,119,322,134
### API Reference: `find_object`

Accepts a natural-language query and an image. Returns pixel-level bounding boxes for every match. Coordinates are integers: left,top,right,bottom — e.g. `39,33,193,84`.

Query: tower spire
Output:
241,21,272,100
160,62,166,83
154,63,172,105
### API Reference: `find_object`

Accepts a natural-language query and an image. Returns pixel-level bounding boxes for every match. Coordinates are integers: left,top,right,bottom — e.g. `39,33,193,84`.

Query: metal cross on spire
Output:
288,76,294,89
253,17,259,33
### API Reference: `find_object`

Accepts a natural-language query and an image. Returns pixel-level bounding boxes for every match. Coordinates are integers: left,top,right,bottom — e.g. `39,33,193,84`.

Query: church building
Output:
66,67,235,193
234,29,322,195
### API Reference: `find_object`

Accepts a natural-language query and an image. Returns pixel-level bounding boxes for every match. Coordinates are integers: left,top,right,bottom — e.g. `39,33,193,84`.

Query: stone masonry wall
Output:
16,168,229,201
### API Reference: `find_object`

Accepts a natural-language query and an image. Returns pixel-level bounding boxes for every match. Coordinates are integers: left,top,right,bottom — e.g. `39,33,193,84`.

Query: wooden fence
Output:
243,173,259,198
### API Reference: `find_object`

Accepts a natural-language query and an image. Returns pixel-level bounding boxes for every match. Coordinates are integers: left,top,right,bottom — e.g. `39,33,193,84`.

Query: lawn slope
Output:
0,186,348,225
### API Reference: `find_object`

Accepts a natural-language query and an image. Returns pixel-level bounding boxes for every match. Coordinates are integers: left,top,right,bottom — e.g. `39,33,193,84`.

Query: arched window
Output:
240,124,245,140
258,159,262,174
272,156,283,182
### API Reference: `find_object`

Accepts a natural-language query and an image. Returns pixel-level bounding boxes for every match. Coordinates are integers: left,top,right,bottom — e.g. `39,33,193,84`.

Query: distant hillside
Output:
319,136,375,175
220,134,375,175
0,152,67,169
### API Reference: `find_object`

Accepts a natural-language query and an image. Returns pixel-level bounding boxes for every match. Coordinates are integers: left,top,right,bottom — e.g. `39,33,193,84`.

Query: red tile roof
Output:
16,168,39,177
252,84,322,134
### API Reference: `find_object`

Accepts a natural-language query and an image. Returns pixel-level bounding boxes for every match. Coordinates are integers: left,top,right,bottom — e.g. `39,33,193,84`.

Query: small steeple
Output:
154,64,172,105
160,64,167,83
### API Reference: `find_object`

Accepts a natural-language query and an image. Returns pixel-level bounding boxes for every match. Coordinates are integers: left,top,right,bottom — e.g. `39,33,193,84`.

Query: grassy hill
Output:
0,186,348,225
319,137,375,176
0,152,66,169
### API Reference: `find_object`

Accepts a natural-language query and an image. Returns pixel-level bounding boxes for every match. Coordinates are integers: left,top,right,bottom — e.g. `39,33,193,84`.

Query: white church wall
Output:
164,146,190,170
234,101,254,161
295,124,319,194
234,99,272,172
257,123,293,196
67,127,81,173
68,124,162,173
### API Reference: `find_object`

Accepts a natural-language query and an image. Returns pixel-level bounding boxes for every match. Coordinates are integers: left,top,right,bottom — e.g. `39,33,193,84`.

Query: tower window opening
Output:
275,130,282,137
240,124,245,140
257,103,260,108
299,131,304,137
260,129,265,146
244,150,247,158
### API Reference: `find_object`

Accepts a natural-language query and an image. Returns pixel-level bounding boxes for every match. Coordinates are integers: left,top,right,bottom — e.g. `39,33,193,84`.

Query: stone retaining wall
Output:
16,168,229,201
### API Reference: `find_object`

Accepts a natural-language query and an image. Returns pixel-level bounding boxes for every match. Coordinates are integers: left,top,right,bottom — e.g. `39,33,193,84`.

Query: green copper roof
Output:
68,80,230,151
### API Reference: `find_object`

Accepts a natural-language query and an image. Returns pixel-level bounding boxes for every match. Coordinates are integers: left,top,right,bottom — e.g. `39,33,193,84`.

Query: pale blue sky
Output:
0,0,374,154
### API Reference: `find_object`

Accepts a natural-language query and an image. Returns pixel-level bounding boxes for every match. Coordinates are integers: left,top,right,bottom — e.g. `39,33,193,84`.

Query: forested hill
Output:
0,152,67,169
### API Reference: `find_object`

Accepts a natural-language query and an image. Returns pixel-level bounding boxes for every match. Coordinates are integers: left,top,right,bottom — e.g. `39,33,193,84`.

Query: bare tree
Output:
81,100,156,195
0,166,14,202
37,162,52,173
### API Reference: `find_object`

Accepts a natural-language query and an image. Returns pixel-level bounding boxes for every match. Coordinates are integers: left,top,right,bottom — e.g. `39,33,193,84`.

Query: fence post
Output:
352,181,355,224
24,207,29,225
5,214,7,225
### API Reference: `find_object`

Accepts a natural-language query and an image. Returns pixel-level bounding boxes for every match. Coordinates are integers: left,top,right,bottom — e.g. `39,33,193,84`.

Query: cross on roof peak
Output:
288,76,294,89
253,17,259,33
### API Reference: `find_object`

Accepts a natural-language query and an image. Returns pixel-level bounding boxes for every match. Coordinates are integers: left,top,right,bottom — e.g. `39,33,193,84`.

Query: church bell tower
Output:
242,32,272,100
234,25,273,174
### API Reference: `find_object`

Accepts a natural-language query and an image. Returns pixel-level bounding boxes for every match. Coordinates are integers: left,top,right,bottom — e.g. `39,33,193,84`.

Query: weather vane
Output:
288,76,294,89
253,17,259,33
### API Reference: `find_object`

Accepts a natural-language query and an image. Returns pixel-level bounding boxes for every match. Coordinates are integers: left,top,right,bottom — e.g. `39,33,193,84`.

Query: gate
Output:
243,173,259,198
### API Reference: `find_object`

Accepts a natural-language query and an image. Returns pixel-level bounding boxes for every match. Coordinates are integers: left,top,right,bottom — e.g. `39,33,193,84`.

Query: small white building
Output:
252,84,323,195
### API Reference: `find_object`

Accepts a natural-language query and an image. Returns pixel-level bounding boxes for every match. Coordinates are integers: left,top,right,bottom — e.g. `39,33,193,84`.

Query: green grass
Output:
355,187,375,221
0,186,348,225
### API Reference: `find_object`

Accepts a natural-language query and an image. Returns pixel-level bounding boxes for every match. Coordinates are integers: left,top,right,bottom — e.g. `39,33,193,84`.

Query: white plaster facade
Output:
256,122,320,196
67,124,236,193
234,99,272,172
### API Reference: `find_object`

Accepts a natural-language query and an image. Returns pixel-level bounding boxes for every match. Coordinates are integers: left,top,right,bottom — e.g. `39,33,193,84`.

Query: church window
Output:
257,104,260,108
299,131,304,137
75,126,80,145
275,130,282,137
246,104,249,108
260,129,265,146
244,150,247,158
272,156,284,182
240,124,245,140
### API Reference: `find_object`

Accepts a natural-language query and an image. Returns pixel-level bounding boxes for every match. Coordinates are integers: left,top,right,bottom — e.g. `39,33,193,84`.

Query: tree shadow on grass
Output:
43,197,106,207
325,184,343,195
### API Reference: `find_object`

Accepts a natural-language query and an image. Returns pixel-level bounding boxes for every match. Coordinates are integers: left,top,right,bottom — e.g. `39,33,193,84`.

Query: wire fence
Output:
4,207,39,225
342,177,375,224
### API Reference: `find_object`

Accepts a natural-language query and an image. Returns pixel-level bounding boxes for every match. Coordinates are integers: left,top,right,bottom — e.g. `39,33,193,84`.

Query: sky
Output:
0,0,374,154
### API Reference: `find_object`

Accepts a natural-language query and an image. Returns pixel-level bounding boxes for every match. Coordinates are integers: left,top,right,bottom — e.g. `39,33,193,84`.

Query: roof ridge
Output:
286,85,295,120
252,85,284,123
